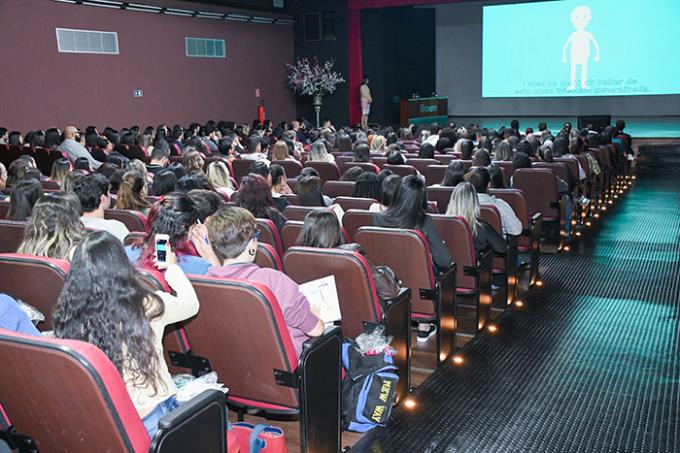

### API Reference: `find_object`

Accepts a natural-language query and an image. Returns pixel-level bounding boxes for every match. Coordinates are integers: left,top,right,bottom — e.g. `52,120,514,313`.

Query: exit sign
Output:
133,89,143,97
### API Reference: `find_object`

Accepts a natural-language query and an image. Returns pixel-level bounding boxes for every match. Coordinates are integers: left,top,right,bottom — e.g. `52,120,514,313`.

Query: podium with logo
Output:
399,96,448,126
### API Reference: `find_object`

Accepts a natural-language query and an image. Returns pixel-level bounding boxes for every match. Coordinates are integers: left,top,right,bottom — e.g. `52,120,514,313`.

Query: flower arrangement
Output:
287,57,345,96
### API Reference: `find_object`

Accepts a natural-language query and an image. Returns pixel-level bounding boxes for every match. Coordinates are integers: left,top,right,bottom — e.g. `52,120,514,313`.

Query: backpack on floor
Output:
341,340,399,432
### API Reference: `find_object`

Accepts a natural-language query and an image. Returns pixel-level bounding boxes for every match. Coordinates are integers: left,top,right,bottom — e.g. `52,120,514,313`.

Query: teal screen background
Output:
482,0,680,98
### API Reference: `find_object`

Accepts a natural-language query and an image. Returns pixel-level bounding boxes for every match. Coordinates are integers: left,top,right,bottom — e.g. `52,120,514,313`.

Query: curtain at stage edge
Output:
347,9,363,126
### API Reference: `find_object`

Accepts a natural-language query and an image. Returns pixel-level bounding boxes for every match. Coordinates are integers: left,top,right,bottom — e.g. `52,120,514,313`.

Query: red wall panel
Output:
0,0,296,131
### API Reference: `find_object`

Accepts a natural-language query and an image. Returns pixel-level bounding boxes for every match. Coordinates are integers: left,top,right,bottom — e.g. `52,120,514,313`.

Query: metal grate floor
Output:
351,177,680,453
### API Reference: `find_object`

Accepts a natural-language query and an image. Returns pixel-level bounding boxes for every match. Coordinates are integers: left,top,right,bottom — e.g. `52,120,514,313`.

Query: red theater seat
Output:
323,181,355,198
272,160,303,179
0,220,26,253
255,242,283,271
304,161,340,182
256,218,284,257
105,209,147,232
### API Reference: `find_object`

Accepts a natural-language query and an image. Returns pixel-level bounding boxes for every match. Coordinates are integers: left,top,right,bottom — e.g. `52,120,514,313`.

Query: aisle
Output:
351,177,680,453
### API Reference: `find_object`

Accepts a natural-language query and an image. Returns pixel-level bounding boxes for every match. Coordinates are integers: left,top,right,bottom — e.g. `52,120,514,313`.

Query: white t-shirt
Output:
81,216,130,243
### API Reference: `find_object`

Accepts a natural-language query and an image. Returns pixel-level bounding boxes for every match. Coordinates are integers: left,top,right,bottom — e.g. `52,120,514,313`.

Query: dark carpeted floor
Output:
351,176,680,453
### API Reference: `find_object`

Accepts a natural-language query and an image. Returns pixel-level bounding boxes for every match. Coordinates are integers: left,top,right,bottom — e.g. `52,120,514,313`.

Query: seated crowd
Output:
0,117,632,436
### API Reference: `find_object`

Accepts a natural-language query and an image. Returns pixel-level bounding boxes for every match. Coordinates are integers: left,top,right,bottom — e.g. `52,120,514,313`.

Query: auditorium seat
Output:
435,154,457,165
333,196,376,211
480,205,518,308
0,220,26,253
280,193,299,205
255,242,283,271
342,209,375,241
304,161,340,182
322,181,355,198
381,164,417,177
405,158,441,175
0,329,227,453
0,200,9,219
488,189,542,287
282,205,321,222
334,155,354,169
180,277,342,452
425,165,448,185
493,161,515,187
40,180,61,191
512,168,561,221
230,159,254,183
105,209,146,232
370,156,387,168
272,160,303,179
256,218,284,257
430,216,493,334
0,253,69,331
427,186,454,213
123,231,145,247
355,227,456,364
280,220,304,251
283,246,412,401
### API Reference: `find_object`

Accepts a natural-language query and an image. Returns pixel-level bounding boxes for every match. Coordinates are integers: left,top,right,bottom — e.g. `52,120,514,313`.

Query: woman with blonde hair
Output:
182,148,205,174
445,182,505,254
116,171,151,215
370,135,387,154
271,141,295,162
206,160,236,199
307,140,335,163
18,192,84,261
49,158,71,187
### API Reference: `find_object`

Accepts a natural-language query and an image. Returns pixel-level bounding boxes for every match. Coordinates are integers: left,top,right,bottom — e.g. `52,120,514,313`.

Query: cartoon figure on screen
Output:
562,5,600,91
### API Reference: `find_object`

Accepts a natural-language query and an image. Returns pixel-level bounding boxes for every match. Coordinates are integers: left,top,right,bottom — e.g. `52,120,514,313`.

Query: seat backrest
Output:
355,227,436,317
427,186,455,214
0,200,10,219
123,231,145,247
272,160,303,179
532,162,569,185
104,209,146,232
0,330,150,452
333,196,376,211
435,154,456,165
256,218,284,257
0,220,26,253
574,154,590,179
425,165,448,185
282,205,322,222
41,180,61,191
185,277,299,409
342,209,375,241
381,164,417,177
479,205,505,271
512,168,559,220
281,193,299,205
255,242,283,270
430,215,477,290
487,188,531,249
230,159,254,183
370,157,387,168
281,220,304,251
322,181,355,198
334,155,354,169
304,161,340,182
0,253,69,331
284,247,380,338
405,158,441,175
553,157,579,182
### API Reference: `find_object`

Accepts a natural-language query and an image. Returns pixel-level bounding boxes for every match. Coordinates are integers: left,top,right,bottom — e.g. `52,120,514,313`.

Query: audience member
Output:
206,161,236,200
233,175,286,231
465,169,521,236
340,166,363,182
73,173,129,242
308,140,335,163
369,174,401,213
116,171,151,215
352,171,381,200
270,164,292,212
49,158,71,187
441,161,466,187
187,189,223,223
7,178,44,221
57,126,102,169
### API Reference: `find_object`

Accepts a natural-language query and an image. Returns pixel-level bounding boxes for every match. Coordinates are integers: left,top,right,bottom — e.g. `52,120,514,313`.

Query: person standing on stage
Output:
360,76,372,130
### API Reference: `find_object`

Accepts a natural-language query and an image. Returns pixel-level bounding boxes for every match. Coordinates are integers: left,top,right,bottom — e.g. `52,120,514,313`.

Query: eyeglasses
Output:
251,230,261,241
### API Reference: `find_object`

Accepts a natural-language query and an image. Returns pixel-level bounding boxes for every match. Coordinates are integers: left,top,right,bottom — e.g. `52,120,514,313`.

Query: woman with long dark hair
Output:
54,230,199,437
115,171,151,215
7,178,44,221
126,193,213,274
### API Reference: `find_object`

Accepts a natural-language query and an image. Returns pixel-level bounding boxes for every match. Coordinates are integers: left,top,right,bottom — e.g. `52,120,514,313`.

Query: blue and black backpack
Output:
341,339,399,432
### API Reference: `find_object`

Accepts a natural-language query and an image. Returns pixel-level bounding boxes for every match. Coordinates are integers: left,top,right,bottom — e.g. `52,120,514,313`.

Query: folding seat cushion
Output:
303,161,340,182
338,161,378,175
334,196,376,211
256,218,284,257
427,186,455,213
230,159,255,184
0,253,69,331
381,164,417,177
512,168,560,222
342,209,375,241
0,220,26,253
254,243,283,271
322,181,355,198
282,205,321,222
0,330,227,453
105,209,147,232
281,221,304,251
425,165,448,185
404,158,441,175
272,160,303,179
181,277,342,451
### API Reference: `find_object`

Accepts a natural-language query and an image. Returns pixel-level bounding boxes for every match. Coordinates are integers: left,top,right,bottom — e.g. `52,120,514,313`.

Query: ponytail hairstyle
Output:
115,171,150,212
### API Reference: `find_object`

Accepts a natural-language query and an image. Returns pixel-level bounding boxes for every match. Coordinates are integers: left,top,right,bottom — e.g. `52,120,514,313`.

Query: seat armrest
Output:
476,249,493,330
298,327,342,453
381,287,411,402
151,389,226,453
436,266,457,364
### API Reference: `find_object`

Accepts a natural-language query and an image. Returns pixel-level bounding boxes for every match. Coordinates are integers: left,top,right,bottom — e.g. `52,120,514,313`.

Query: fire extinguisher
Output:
257,99,266,127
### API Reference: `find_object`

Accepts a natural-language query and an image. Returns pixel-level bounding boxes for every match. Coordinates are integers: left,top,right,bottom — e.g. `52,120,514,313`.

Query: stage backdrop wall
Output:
435,0,680,117
0,0,295,131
